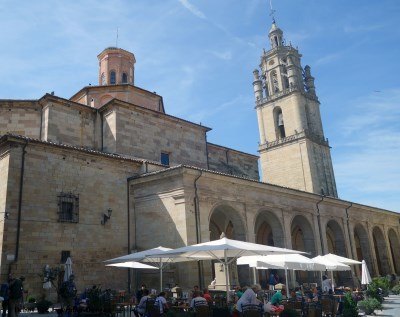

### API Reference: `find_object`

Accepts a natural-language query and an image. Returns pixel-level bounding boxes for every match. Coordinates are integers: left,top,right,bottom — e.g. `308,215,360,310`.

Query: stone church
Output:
1,19,399,296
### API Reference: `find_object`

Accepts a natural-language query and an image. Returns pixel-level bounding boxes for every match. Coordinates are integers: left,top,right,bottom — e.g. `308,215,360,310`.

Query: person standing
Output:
136,284,147,303
0,278,10,317
8,276,23,317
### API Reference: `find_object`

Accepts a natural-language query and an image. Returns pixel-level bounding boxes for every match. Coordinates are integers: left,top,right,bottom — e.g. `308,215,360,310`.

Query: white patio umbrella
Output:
238,254,326,293
156,235,303,303
361,260,372,286
106,261,158,270
63,257,73,282
104,246,192,292
312,256,351,290
322,253,362,265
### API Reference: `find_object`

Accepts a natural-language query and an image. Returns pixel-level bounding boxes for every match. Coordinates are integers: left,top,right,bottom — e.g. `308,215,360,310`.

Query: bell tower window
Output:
273,107,286,139
110,71,116,84
101,73,106,86
271,71,279,93
122,73,128,84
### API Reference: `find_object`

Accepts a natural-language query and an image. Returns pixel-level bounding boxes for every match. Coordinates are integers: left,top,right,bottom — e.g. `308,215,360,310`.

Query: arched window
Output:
122,73,128,84
110,71,116,84
271,71,279,93
274,107,286,139
101,73,106,85
274,36,278,47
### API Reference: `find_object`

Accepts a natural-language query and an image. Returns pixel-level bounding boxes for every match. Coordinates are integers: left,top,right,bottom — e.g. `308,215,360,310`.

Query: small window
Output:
110,71,116,84
122,73,128,84
161,152,170,166
58,192,79,223
61,250,70,263
101,73,106,85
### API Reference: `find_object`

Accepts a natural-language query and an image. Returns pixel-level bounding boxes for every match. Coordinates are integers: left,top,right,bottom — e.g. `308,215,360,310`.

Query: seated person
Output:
311,287,319,302
155,292,169,314
234,286,244,300
190,291,208,309
269,288,286,313
294,287,303,301
202,289,212,303
236,284,264,313
134,289,150,316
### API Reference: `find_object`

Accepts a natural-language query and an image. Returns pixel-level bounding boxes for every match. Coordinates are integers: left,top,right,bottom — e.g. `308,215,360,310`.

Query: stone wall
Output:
0,101,41,138
207,143,259,180
0,139,148,298
109,103,209,168
43,101,97,148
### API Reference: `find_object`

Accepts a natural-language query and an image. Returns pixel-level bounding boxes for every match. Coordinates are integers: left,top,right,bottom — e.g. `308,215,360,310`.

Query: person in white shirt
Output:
155,292,168,314
190,291,208,309
135,289,150,316
322,275,333,293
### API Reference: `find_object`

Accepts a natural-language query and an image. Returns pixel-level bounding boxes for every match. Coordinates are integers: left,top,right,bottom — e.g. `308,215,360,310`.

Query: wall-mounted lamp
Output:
101,208,112,225
4,212,9,219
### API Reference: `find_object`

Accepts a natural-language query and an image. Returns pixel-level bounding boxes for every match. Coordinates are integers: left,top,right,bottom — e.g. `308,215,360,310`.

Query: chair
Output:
145,298,160,317
194,303,210,317
321,298,334,316
241,303,263,317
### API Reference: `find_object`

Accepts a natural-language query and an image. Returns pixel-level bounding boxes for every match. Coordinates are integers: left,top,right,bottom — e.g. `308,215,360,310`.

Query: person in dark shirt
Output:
136,284,147,303
0,280,9,317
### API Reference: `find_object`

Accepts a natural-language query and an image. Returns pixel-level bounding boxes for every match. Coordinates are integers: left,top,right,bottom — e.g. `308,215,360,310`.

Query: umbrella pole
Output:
285,268,289,298
160,258,163,293
224,251,230,305
253,267,257,285
330,270,334,291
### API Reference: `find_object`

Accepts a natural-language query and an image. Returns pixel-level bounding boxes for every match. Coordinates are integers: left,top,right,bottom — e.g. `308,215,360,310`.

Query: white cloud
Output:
334,89,400,211
206,50,232,60
178,0,206,19
343,24,384,33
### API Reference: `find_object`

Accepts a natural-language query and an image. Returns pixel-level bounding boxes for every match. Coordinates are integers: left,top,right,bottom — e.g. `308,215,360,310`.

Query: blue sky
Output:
0,0,399,212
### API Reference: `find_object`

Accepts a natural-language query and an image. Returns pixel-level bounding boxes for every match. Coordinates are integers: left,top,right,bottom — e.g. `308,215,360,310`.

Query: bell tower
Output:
253,19,338,197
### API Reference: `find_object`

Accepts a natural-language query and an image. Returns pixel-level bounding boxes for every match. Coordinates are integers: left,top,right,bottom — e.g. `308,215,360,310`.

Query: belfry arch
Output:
354,224,374,276
372,226,391,275
388,229,400,274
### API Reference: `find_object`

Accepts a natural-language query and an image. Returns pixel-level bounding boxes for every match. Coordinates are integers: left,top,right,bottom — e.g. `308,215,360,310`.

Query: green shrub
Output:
343,292,359,317
392,284,400,295
358,298,382,315
366,277,390,302
36,295,53,314
27,295,36,303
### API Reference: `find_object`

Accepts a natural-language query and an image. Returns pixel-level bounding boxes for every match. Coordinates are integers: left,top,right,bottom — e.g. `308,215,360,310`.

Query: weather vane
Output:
116,27,119,48
269,0,276,23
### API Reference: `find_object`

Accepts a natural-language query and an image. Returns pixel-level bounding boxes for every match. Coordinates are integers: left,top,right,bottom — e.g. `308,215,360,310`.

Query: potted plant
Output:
36,294,53,314
25,296,37,312
358,297,382,315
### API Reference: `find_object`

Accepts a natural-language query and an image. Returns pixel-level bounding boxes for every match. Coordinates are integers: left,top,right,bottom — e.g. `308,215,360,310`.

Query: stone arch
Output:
291,214,317,283
254,209,285,247
372,226,391,275
326,220,349,285
209,204,246,241
254,209,285,288
354,223,374,276
209,204,247,286
388,229,400,274
291,215,316,255
326,220,346,256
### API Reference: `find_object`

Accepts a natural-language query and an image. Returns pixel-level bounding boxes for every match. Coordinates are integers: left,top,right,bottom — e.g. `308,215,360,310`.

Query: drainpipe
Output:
193,171,203,288
316,195,325,255
345,202,354,258
14,141,28,266
345,202,356,286
127,178,131,293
